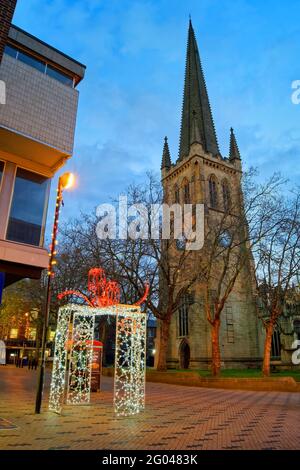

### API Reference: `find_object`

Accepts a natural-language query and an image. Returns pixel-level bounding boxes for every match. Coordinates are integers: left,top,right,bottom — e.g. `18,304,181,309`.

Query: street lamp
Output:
35,172,75,414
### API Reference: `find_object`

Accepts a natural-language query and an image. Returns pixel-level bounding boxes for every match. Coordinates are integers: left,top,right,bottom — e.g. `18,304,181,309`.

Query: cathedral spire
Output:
161,136,171,170
229,127,241,161
178,20,220,160
191,110,201,144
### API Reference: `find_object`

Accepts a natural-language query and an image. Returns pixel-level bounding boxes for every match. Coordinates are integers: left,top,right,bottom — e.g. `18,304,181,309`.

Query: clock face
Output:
176,235,187,250
219,230,231,248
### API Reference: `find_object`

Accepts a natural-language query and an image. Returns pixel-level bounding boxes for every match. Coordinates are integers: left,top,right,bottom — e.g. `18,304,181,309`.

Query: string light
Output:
48,306,72,414
49,267,148,416
67,312,95,405
48,303,146,417
114,308,146,416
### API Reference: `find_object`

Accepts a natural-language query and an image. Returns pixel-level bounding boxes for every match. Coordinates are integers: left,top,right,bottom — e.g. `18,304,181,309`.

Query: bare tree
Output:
55,171,292,375
255,189,300,376
0,279,45,343
199,171,286,376
56,174,201,371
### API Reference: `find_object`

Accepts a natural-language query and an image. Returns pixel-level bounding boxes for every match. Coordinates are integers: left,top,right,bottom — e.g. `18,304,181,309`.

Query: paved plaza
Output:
0,366,299,450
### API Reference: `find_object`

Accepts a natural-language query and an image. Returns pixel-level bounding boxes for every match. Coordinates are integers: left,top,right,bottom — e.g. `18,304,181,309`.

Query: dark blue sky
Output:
13,0,300,231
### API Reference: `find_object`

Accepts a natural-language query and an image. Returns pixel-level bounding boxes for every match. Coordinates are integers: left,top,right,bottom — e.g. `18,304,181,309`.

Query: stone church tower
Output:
159,20,263,369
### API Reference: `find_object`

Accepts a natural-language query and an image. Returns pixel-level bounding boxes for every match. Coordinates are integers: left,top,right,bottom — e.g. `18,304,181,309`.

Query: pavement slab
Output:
0,366,299,450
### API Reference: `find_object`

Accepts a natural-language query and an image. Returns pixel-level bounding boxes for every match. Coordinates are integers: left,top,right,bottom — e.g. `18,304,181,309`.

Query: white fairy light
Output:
49,306,71,414
48,303,146,417
114,309,146,416
67,312,95,405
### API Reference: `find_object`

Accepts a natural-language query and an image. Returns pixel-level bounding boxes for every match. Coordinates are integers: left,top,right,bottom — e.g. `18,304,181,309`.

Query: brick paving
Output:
0,366,299,450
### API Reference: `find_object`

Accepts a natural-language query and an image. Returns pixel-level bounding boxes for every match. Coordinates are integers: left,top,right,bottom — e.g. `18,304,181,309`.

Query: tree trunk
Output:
211,319,221,377
156,317,171,372
262,321,274,377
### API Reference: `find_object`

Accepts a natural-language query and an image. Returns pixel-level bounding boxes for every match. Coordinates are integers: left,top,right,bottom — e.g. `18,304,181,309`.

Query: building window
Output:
4,44,18,59
46,65,74,87
271,330,281,358
225,305,234,343
183,181,190,204
9,328,18,339
26,327,37,341
4,44,74,87
18,50,45,73
174,185,180,203
222,179,231,211
219,230,232,248
209,175,218,208
294,320,300,340
178,297,189,337
6,168,49,246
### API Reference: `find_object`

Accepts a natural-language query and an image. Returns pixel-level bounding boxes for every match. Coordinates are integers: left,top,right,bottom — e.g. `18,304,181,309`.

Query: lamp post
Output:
35,172,74,414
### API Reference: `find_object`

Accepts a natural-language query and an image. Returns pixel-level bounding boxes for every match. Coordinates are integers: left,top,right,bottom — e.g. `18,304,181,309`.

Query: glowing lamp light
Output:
59,172,75,190
35,170,77,414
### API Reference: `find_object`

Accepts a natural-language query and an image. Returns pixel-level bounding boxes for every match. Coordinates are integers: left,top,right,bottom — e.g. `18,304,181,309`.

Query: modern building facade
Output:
0,0,85,287
158,21,263,369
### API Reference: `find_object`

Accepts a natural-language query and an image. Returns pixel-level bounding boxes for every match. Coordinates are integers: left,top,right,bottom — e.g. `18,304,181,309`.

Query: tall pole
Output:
35,180,63,414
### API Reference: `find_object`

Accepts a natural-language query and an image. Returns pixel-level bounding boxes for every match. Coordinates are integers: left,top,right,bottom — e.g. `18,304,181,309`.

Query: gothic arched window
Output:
271,329,281,358
174,184,180,204
178,296,189,337
222,179,231,211
182,178,190,204
209,175,218,208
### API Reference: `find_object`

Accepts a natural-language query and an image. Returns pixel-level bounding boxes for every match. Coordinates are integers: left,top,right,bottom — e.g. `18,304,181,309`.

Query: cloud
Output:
46,141,156,232
13,0,300,234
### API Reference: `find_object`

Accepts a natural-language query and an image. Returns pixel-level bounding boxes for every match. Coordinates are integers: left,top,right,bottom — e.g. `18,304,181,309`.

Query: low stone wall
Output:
146,371,300,393
102,368,300,393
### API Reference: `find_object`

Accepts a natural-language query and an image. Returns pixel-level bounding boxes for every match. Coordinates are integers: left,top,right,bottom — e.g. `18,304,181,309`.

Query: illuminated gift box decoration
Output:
49,268,148,416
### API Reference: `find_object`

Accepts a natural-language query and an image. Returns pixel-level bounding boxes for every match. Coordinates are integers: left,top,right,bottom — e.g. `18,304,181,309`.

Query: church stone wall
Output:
160,143,264,370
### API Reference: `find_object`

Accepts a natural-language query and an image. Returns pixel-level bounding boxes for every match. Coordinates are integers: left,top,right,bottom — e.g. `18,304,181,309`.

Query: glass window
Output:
226,306,234,343
18,50,45,73
209,176,218,208
174,185,180,204
271,330,281,358
46,65,73,87
6,168,49,246
4,44,18,59
219,230,232,248
27,327,37,341
184,182,190,204
10,328,18,339
222,179,231,211
4,45,75,87
294,320,300,340
0,161,4,186
178,298,189,337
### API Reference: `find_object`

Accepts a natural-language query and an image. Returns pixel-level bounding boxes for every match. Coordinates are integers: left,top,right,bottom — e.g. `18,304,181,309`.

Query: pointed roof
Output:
161,136,171,170
178,20,220,160
229,127,241,160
